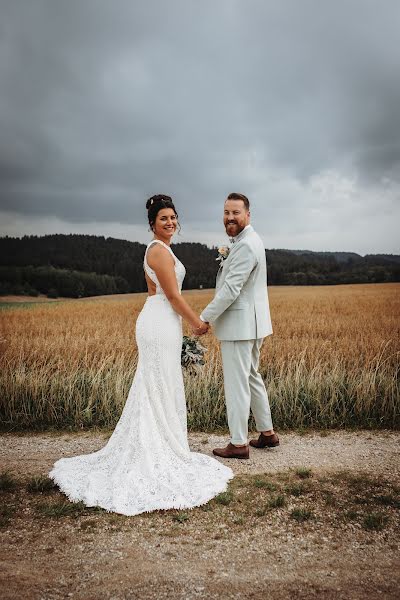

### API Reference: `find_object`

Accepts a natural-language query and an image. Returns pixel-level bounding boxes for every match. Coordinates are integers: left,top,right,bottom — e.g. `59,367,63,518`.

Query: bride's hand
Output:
192,321,209,336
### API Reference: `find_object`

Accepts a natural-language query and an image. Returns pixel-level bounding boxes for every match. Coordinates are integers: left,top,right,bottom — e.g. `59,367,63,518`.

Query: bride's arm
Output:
147,245,208,333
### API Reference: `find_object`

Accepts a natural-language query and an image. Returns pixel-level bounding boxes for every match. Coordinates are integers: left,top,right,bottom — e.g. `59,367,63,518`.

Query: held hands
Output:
192,320,210,336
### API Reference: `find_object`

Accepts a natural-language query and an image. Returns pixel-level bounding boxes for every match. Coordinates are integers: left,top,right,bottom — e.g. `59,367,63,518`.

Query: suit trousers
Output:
220,338,273,445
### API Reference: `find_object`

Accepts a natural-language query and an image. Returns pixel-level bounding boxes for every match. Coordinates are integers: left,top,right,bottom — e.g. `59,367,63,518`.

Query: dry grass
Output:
0,283,399,430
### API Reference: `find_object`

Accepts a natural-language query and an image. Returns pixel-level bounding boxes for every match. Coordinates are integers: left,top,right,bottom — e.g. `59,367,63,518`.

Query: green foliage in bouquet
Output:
181,336,207,369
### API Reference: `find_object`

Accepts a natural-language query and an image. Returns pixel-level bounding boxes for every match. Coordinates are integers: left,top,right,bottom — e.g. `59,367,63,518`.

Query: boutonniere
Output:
216,245,230,264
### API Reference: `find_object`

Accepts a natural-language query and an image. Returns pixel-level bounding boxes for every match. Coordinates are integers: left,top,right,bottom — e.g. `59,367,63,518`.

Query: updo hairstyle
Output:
146,194,180,232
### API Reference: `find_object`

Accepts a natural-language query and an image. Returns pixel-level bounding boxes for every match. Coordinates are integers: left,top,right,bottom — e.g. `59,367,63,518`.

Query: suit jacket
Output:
200,225,273,341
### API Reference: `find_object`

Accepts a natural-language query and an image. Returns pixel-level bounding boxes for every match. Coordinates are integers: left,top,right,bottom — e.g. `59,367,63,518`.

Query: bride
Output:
49,194,234,515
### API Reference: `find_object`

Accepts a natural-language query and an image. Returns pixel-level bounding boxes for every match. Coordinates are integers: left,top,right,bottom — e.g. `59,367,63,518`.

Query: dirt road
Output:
1,430,399,599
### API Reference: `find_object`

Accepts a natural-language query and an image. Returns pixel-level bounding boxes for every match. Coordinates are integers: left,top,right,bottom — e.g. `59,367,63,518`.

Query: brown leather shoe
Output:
249,432,280,448
212,442,250,459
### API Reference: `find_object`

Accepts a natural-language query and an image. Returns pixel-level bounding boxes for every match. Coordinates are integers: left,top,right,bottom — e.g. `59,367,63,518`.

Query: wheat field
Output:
0,283,399,431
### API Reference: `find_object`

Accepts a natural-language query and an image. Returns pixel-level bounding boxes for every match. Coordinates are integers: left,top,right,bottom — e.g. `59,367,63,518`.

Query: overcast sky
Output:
0,0,399,254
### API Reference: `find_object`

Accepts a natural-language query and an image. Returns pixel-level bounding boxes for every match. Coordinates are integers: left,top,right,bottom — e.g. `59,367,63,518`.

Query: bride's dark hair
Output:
146,194,180,232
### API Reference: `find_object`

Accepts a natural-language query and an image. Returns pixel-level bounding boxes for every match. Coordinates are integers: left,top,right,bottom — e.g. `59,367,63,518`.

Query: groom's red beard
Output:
225,221,244,236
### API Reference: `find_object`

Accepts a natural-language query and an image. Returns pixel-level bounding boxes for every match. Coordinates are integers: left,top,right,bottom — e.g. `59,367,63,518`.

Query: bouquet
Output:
181,335,207,369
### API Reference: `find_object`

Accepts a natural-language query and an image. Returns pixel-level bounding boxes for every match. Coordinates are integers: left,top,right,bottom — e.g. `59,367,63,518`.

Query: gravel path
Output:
1,429,399,480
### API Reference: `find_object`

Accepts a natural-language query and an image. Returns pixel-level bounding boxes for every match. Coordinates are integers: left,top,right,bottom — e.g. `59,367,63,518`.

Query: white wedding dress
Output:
49,239,234,516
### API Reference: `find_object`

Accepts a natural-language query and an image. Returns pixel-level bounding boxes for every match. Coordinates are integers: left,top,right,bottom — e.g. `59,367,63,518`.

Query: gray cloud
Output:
0,0,399,252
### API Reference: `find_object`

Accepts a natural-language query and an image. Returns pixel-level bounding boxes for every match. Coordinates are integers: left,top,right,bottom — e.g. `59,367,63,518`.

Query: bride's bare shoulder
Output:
146,242,174,270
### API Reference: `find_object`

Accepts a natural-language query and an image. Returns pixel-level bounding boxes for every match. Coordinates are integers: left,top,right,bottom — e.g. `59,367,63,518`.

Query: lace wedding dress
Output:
49,239,234,516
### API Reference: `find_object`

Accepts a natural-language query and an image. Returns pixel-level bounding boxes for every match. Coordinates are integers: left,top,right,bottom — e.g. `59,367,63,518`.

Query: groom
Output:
198,193,279,459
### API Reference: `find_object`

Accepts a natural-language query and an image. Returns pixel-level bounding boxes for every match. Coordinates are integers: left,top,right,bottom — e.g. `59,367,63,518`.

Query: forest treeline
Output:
0,234,399,298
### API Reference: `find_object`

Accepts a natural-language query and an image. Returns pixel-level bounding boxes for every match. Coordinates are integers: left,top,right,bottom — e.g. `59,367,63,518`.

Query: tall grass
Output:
0,284,399,431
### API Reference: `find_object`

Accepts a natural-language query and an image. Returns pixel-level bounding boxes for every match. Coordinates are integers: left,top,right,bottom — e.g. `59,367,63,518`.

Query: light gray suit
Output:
200,224,274,445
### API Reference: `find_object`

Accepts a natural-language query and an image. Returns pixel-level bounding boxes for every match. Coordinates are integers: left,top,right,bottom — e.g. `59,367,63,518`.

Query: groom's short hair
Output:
226,193,250,211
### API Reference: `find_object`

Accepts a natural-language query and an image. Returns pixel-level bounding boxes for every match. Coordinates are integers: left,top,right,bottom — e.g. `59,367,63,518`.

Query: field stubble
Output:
0,283,399,431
